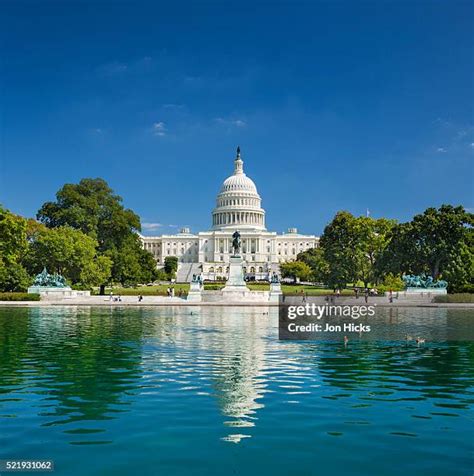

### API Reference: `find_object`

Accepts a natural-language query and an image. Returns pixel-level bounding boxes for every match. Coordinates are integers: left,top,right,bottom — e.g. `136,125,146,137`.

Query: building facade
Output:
141,148,319,281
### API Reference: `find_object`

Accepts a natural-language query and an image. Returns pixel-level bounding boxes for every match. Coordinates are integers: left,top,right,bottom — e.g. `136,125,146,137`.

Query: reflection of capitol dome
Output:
212,147,266,231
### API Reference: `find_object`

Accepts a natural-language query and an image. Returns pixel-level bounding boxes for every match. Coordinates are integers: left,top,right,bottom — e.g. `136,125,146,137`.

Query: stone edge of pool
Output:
0,301,473,308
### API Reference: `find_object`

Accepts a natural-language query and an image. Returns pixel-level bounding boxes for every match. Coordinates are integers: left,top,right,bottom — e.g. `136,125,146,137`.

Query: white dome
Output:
211,148,266,231
220,173,258,194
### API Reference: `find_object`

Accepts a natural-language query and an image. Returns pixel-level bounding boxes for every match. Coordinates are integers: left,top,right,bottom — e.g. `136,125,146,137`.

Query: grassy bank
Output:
106,283,358,296
433,294,474,304
103,284,190,296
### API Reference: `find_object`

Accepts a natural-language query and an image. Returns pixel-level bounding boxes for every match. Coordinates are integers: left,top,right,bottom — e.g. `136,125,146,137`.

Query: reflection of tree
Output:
0,307,30,391
314,308,474,401
316,343,380,391
0,307,149,427
317,340,474,404
403,344,474,402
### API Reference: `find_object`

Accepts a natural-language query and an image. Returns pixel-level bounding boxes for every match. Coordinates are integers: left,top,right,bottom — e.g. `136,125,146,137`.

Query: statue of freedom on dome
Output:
232,230,241,256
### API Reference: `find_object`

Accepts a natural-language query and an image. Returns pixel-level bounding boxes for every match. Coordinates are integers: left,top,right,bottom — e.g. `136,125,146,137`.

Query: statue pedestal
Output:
27,286,91,299
405,287,447,295
223,256,248,289
269,282,283,303
187,281,202,302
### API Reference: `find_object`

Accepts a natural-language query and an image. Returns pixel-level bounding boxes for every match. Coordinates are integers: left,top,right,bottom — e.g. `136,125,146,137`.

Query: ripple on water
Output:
0,306,472,476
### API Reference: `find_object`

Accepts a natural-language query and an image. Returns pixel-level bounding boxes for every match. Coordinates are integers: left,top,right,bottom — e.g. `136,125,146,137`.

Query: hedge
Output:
0,292,41,301
433,294,474,303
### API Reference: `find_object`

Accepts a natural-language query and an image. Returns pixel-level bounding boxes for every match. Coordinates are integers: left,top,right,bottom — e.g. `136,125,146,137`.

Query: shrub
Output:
0,292,41,301
0,262,31,292
72,284,92,291
447,283,474,294
154,269,169,281
204,284,224,291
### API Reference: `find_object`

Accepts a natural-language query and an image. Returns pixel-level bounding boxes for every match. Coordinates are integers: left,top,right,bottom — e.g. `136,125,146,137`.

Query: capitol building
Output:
141,148,319,282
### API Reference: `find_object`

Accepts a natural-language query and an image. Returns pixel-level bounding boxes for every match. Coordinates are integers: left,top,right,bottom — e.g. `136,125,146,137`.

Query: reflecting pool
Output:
0,306,472,475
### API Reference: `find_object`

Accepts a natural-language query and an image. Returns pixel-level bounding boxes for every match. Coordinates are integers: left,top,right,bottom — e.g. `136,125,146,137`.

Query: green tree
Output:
355,216,396,286
319,212,396,288
164,256,179,279
280,261,312,283
26,226,112,287
297,247,329,283
380,205,474,285
0,206,31,291
0,206,28,264
37,178,156,292
319,211,359,289
107,235,157,286
0,261,31,292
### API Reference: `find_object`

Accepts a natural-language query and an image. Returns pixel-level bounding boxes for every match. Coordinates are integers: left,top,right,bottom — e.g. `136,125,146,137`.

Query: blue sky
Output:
1,1,473,236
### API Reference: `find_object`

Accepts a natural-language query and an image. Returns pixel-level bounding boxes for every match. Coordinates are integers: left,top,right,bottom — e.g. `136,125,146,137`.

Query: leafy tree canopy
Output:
280,261,312,282
36,178,157,289
297,247,329,283
26,226,112,287
164,256,179,278
0,206,31,291
380,205,474,283
37,178,141,250
0,205,28,264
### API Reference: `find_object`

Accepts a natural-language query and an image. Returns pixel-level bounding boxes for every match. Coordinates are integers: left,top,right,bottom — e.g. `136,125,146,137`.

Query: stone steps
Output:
176,262,202,283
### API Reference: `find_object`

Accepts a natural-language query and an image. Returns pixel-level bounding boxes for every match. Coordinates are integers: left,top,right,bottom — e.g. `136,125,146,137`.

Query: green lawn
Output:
104,284,189,296
281,285,354,296
105,283,356,296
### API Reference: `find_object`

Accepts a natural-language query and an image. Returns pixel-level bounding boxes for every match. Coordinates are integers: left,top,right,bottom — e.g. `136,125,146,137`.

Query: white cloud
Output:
436,147,447,153
214,117,247,127
142,223,163,230
470,142,474,148
153,121,167,136
162,103,185,110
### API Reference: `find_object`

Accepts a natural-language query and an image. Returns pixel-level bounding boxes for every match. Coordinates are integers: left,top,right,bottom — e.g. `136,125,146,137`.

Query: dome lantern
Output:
234,146,244,174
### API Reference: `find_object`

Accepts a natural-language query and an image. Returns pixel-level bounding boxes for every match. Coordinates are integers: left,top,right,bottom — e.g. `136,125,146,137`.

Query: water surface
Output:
0,306,472,475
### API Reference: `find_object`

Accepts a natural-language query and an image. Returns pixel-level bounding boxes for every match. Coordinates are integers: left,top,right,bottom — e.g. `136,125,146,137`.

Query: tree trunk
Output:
99,284,105,295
